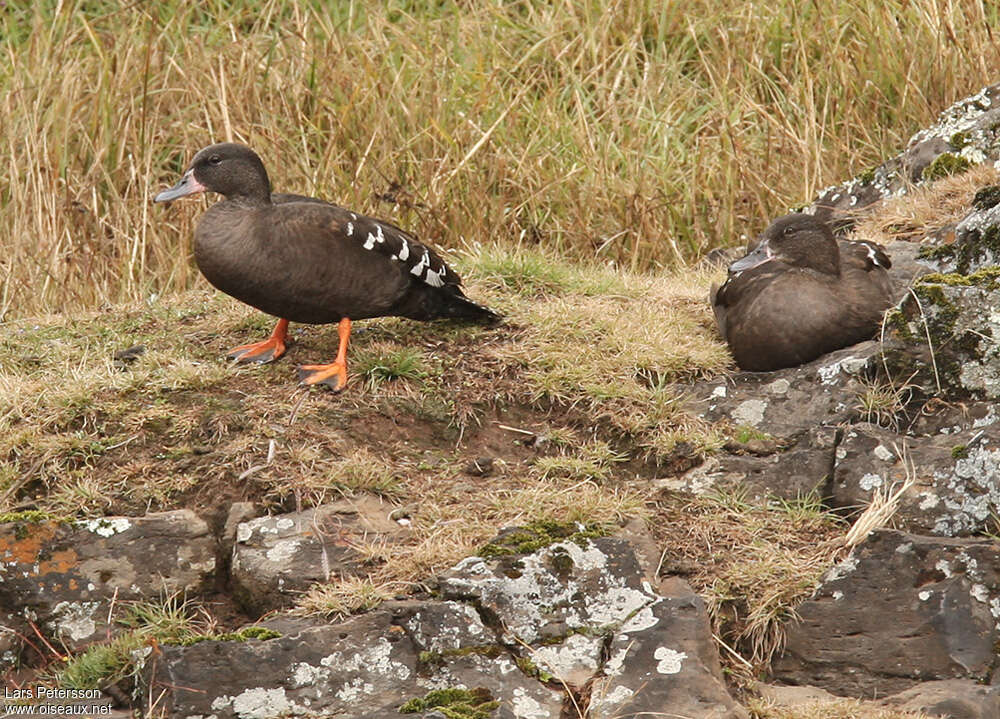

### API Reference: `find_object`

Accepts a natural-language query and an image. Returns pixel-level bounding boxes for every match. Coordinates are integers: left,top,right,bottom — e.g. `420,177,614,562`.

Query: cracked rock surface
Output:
143,534,744,719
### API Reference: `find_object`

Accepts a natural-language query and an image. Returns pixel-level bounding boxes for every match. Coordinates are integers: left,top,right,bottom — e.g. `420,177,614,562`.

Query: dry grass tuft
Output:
851,164,1000,244
747,696,932,719
652,489,845,671
4,1,1000,318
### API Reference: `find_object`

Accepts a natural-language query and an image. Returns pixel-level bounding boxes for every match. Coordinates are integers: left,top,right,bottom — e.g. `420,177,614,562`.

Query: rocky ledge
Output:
8,83,1000,719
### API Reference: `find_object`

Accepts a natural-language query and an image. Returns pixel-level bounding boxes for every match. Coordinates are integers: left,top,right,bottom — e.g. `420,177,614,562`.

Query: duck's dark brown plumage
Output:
711,213,892,372
154,142,499,391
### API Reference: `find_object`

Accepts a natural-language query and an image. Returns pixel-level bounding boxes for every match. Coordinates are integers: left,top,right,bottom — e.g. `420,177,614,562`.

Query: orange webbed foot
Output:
297,362,348,392
227,319,289,364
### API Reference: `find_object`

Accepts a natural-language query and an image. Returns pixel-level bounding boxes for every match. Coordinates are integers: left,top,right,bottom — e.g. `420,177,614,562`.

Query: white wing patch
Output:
424,268,444,287
363,225,386,250
346,222,353,236
396,241,409,261
410,251,430,277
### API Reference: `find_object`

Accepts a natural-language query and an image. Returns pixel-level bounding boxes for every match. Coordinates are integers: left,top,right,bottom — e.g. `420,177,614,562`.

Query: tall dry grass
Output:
2,0,999,319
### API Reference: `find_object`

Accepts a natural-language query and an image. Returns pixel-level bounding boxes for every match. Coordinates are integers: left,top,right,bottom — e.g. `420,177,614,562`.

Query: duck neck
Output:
226,159,273,206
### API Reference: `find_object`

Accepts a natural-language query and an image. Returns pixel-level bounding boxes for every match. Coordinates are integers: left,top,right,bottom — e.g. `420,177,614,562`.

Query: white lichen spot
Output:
818,360,844,384
895,542,913,554
919,590,932,601
918,493,941,510
77,517,131,537
732,399,767,427
531,634,601,681
832,591,844,601
603,646,629,677
265,539,301,563
51,601,100,641
859,473,883,492
710,385,727,398
335,677,375,703
236,524,254,543
971,584,990,603
275,518,295,531
619,603,659,633
765,378,790,396
824,556,859,582
654,646,687,674
590,684,634,709
873,445,895,462
290,662,321,688
229,687,302,719
510,688,552,719
935,559,953,577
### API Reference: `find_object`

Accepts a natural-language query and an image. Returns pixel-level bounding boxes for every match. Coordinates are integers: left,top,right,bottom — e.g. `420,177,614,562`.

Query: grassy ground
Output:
1,246,838,680
3,0,999,318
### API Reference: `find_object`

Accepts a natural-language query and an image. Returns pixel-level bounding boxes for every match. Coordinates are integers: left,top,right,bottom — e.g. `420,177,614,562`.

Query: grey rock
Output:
881,679,1000,719
833,422,1000,536
882,274,1000,401
0,510,215,648
808,83,1000,224
441,536,745,718
774,529,1000,697
665,426,837,501
141,612,421,719
691,342,880,436
230,497,408,613
589,577,748,719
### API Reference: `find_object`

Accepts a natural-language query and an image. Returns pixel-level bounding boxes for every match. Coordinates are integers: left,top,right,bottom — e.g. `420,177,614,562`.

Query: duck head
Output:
154,143,272,204
729,214,840,276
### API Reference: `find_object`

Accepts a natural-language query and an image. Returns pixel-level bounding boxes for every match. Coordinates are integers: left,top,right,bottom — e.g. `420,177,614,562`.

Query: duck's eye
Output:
208,155,222,166
782,225,796,237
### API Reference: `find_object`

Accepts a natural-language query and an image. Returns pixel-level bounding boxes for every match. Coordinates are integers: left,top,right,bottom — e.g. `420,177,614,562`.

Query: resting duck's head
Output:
730,214,839,276
154,143,271,203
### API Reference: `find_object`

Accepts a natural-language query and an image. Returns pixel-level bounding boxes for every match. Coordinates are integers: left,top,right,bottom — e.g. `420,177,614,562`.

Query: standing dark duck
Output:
711,213,893,372
154,142,499,392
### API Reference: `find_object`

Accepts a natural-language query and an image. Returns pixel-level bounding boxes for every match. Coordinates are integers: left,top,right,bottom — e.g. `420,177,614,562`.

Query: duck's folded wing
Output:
272,202,463,290
840,239,891,272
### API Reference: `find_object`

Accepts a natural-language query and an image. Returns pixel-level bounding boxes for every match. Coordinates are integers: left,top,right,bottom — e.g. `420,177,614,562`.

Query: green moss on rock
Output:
0,510,67,524
515,656,555,682
922,153,973,182
916,228,1000,275
950,131,970,150
857,166,877,184
418,645,505,669
399,688,499,717
478,520,608,559
952,445,969,459
171,626,281,646
916,266,1000,290
973,185,1000,211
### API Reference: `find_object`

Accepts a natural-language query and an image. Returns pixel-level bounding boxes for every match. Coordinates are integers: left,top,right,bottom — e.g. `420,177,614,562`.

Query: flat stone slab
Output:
834,422,1000,536
230,497,408,613
0,510,215,649
774,529,1000,697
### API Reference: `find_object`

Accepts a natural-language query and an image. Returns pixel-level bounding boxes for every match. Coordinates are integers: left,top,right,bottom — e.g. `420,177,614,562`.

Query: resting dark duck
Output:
711,213,892,372
154,142,499,392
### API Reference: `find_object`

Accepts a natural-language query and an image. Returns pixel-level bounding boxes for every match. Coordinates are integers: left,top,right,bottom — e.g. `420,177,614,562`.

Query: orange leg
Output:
297,318,351,392
227,318,289,364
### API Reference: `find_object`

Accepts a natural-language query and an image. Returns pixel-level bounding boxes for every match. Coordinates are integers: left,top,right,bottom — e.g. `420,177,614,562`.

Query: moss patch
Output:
515,655,555,682
951,444,969,460
0,510,68,524
922,153,973,182
399,688,499,718
973,185,1000,211
170,626,281,646
917,227,1000,274
478,520,608,559
916,266,1000,289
